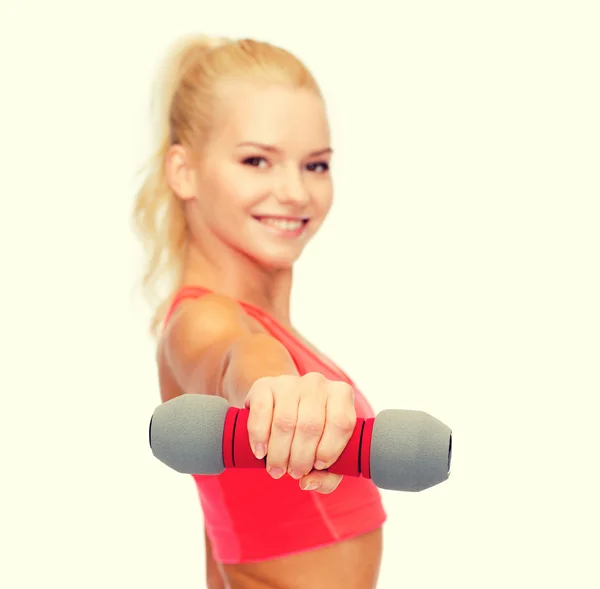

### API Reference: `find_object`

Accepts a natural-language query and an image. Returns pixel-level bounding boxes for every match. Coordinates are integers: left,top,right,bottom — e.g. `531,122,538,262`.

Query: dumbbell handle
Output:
222,406,375,478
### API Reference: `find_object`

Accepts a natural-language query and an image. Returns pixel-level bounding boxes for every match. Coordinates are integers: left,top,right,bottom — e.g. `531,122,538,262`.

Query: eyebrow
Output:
236,142,333,157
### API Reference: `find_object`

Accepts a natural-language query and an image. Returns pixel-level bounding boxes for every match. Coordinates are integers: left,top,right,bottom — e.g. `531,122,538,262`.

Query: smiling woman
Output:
133,34,386,589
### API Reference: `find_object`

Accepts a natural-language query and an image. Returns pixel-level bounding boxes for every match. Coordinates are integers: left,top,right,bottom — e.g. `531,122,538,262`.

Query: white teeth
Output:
260,217,304,231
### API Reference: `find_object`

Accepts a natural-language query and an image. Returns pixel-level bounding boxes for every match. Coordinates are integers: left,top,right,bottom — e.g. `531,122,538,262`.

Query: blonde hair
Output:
132,34,321,337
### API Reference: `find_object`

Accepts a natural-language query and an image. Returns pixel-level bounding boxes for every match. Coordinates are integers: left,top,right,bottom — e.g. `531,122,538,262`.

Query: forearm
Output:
220,333,299,407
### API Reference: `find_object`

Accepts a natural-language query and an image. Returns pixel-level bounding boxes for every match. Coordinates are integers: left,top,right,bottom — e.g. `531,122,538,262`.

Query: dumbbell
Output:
149,394,452,492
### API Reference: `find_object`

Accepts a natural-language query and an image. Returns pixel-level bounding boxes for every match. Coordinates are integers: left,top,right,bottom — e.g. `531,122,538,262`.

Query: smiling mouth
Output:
253,215,310,235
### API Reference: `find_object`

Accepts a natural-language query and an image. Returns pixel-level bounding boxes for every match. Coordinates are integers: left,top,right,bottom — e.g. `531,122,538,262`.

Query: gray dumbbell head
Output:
149,394,229,475
369,409,452,492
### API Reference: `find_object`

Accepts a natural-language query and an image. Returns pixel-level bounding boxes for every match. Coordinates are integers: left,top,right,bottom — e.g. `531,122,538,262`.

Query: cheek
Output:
314,182,334,217
213,165,270,212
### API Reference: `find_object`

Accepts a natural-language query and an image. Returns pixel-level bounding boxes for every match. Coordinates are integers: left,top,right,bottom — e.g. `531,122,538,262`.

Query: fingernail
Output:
254,443,266,460
314,461,327,470
288,469,303,480
269,467,284,479
302,480,320,491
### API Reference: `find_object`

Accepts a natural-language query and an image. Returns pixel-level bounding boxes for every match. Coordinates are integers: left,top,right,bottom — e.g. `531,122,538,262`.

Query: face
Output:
171,80,333,270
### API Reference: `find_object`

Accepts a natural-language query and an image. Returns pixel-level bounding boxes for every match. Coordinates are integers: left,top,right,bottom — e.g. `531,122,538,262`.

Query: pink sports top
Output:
163,285,387,564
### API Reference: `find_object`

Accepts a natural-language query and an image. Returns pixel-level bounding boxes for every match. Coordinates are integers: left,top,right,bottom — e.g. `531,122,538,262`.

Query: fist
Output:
244,373,356,494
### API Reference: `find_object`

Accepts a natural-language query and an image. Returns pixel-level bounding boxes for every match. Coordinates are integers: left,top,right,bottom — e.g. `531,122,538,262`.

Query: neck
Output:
181,238,294,326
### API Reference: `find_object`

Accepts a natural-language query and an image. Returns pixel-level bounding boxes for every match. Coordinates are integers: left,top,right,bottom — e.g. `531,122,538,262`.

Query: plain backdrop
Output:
1,1,598,587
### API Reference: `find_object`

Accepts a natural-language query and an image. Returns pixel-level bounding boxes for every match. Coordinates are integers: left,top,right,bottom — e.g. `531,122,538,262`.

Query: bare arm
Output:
158,293,351,485
159,293,299,407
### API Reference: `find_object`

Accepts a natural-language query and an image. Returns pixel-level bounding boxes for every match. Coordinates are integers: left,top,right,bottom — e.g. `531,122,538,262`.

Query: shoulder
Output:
156,292,258,401
159,292,256,364
168,292,249,331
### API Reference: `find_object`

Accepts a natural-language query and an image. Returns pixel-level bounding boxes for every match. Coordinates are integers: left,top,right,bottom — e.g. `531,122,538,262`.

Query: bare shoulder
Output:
156,293,257,401
161,293,254,356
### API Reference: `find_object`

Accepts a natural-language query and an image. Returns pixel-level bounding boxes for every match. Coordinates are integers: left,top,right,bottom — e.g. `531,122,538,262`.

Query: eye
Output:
307,161,330,173
243,156,268,168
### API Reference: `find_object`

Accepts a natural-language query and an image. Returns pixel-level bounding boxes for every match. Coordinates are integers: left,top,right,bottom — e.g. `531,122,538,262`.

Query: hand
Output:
244,372,357,494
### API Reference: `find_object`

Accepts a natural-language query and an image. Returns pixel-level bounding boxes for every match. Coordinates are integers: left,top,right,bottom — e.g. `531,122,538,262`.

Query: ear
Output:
165,144,197,201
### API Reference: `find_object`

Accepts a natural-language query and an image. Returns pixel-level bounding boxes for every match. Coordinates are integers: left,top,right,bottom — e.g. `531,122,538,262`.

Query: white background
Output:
1,1,599,587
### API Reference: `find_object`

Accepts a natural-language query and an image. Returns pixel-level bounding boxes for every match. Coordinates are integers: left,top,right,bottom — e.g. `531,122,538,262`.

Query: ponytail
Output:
132,35,228,337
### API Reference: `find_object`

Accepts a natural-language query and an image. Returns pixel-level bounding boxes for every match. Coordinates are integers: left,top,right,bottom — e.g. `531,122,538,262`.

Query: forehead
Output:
212,80,330,151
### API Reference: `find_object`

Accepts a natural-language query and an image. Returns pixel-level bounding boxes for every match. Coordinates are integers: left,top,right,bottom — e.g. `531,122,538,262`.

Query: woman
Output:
133,34,387,589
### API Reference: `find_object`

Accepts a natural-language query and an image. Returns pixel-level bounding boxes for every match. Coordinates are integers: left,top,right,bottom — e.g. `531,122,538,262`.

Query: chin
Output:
251,249,303,271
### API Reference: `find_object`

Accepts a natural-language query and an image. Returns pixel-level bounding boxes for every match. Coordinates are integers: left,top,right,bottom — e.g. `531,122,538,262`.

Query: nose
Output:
274,169,311,207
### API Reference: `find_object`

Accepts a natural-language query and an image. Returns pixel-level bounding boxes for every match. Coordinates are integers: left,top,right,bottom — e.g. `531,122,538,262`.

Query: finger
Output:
245,378,274,460
266,378,299,479
288,374,327,479
299,471,343,495
314,382,356,470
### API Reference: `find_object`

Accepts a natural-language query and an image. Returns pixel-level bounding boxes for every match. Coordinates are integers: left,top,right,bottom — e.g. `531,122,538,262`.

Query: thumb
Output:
299,470,343,495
